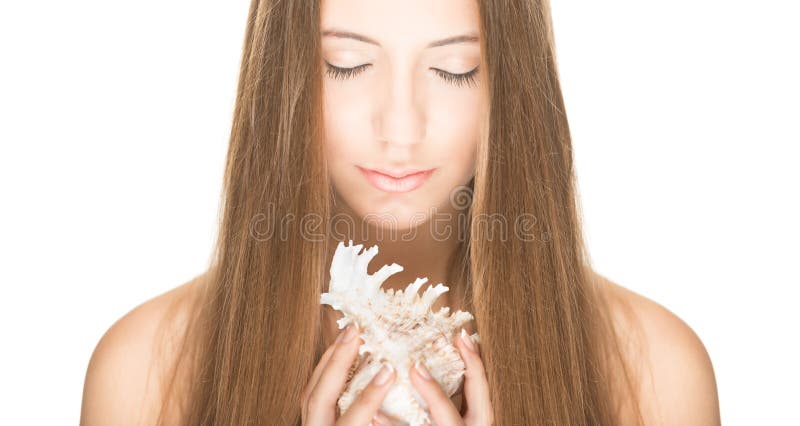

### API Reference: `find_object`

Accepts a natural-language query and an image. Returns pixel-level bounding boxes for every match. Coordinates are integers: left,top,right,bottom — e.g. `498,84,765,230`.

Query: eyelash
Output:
324,62,480,89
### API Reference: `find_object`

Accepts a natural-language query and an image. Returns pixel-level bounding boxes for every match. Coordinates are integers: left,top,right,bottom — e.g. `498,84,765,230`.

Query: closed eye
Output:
324,63,370,81
432,67,480,88
324,62,479,88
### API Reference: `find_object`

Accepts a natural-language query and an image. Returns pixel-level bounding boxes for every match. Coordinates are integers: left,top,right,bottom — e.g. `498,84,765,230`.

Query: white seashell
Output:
320,239,480,426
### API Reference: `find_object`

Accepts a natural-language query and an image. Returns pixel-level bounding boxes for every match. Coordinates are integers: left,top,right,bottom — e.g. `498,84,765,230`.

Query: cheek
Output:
322,85,370,165
429,90,483,174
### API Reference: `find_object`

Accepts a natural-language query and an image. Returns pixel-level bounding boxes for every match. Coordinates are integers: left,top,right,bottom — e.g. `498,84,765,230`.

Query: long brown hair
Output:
156,0,645,424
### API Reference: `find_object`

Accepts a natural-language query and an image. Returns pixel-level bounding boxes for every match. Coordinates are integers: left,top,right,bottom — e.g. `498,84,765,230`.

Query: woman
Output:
80,0,720,425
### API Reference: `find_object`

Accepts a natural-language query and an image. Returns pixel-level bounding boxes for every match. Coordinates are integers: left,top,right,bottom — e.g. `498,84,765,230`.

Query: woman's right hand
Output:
301,323,397,426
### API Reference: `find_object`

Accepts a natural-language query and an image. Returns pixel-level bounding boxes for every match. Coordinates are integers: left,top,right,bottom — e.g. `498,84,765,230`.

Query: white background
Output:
1,0,797,424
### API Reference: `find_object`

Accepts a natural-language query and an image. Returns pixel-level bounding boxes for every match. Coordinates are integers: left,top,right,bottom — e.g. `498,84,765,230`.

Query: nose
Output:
375,63,426,148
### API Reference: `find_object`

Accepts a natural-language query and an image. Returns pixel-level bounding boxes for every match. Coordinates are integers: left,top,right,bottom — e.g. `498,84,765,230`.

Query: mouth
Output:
356,166,436,193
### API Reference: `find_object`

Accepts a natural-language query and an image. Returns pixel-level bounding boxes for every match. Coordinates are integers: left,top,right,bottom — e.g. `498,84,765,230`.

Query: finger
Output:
301,335,339,403
409,359,462,425
336,362,397,425
302,344,336,424
455,329,493,424
305,323,362,421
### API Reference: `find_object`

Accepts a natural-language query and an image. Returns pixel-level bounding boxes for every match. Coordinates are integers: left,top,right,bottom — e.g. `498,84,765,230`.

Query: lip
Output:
357,166,436,193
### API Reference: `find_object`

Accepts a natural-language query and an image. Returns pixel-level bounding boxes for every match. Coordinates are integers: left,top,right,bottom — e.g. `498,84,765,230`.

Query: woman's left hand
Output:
408,329,494,426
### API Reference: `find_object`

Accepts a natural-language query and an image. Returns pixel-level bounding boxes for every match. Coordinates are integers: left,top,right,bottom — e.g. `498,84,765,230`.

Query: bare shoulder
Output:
599,274,721,426
80,272,204,426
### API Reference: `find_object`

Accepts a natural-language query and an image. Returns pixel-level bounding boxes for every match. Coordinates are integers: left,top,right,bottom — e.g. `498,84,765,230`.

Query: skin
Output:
321,0,486,315
300,323,492,425
80,0,721,424
79,277,721,425
317,0,491,422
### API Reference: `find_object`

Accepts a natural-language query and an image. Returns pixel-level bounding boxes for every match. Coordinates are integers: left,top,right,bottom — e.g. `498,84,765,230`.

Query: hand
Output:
300,323,397,426
409,329,494,426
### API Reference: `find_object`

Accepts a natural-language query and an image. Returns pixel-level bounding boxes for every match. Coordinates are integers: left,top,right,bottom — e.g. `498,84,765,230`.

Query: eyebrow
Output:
321,29,479,48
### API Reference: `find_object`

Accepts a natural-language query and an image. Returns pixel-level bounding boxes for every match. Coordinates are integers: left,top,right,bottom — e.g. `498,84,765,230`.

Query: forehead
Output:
320,0,481,50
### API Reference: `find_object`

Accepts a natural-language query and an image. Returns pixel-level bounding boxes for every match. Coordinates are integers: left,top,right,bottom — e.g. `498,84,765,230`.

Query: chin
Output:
330,171,459,238
353,202,433,235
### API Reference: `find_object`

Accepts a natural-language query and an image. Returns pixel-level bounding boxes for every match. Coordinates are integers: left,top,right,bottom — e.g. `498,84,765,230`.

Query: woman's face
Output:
321,0,486,232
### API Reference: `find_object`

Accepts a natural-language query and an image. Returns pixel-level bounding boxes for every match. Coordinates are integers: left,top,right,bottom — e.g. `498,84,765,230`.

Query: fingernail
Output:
374,362,395,385
461,328,477,352
336,324,358,343
414,360,432,380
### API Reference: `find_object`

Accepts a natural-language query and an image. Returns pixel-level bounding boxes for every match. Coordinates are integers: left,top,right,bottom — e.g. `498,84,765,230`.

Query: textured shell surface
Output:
320,240,480,426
